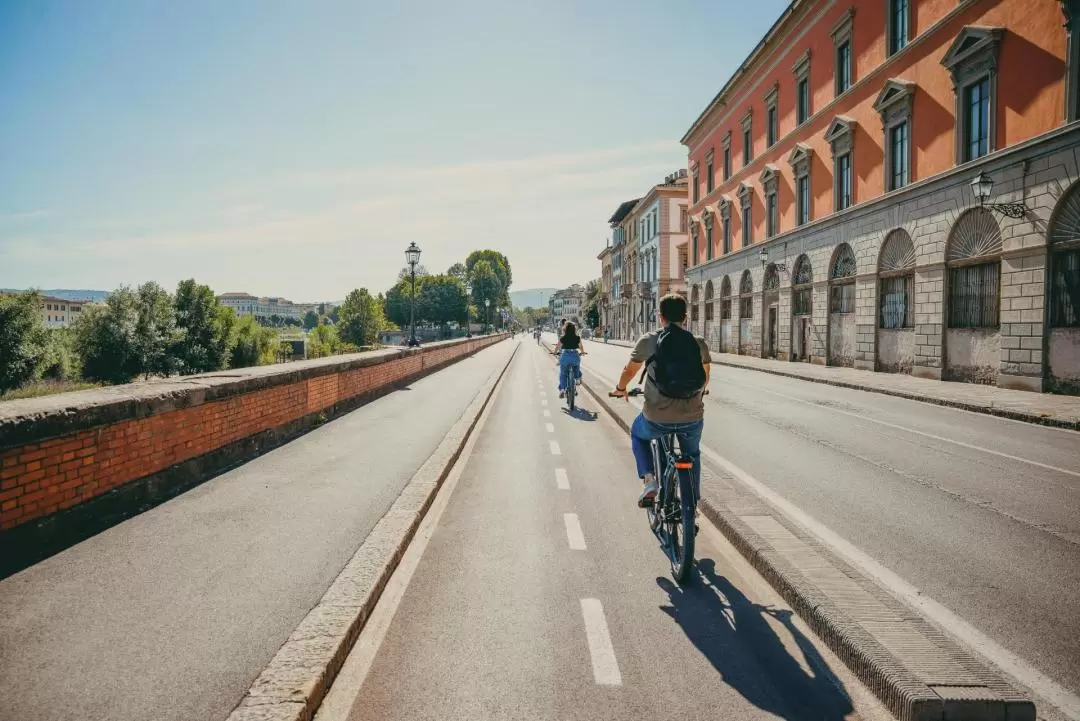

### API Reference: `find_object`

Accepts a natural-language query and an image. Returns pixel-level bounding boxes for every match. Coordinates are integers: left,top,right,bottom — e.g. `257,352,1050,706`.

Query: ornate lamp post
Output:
464,281,472,338
405,242,421,347
484,298,491,333
970,171,1027,218
759,247,787,273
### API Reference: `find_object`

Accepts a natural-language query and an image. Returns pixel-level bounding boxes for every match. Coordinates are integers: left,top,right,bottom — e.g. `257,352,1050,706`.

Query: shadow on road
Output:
560,405,598,421
657,557,854,721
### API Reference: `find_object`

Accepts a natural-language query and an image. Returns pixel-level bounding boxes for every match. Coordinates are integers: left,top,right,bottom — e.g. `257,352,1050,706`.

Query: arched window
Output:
946,208,1001,328
739,270,754,318
704,280,715,321
720,276,732,319
879,229,916,328
1049,182,1080,328
792,255,813,316
829,243,857,313
763,263,780,290
690,284,700,322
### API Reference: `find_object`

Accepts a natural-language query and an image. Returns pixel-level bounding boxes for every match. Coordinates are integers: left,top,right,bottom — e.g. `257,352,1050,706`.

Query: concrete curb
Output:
709,358,1080,431
566,351,1035,721
224,341,518,721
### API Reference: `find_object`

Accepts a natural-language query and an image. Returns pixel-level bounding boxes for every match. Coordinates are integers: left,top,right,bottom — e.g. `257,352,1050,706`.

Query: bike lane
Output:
322,340,887,721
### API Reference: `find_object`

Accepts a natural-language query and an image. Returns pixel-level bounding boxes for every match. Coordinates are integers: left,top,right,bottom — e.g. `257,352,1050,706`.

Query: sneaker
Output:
637,473,658,508
559,391,565,398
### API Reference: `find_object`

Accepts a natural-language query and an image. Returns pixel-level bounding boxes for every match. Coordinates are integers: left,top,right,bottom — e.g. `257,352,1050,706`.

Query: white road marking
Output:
540,399,548,407
745,383,1080,478
313,348,504,721
545,422,555,433
539,391,547,397
563,513,586,550
698,443,1080,720
543,409,551,417
555,468,570,490
580,599,622,686
549,440,561,455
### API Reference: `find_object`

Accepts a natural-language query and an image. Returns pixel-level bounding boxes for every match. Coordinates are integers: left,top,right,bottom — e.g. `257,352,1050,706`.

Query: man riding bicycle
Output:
610,293,710,507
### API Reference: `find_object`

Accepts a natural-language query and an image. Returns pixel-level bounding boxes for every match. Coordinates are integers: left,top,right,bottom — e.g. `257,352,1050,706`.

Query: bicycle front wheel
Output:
667,467,696,583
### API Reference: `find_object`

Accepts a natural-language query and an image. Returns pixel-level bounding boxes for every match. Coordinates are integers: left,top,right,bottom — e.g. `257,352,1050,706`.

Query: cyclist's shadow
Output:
656,558,854,721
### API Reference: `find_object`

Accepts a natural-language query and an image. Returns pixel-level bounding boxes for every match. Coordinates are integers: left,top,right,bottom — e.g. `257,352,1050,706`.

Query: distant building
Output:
40,296,86,328
549,285,586,327
217,292,318,323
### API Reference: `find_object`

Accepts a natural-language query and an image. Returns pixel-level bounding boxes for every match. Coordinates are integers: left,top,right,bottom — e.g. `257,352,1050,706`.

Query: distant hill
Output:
510,288,557,310
1,288,108,302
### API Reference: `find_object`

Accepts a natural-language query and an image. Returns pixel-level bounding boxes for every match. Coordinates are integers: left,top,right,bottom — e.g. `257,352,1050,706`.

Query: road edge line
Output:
568,349,1038,721
224,340,518,721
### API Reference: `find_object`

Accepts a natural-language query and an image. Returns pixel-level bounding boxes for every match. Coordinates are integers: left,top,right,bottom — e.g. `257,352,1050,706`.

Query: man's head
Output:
658,293,688,326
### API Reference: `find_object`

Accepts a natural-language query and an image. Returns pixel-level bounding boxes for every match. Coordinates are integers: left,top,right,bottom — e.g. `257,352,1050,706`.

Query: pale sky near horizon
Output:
0,0,787,302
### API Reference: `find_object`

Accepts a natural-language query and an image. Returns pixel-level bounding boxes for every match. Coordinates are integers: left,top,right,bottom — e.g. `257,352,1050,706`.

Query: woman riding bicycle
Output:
554,321,585,399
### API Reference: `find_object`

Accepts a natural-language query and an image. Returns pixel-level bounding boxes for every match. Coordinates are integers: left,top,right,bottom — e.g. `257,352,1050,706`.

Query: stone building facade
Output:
682,0,1080,393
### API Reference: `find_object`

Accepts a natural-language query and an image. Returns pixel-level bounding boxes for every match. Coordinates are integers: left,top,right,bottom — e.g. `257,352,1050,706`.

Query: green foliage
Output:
230,315,278,368
133,281,179,378
38,328,82,382
446,262,468,284
172,279,235,375
307,323,340,358
383,278,421,329
339,288,386,347
468,259,500,325
465,250,512,306
0,291,48,394
302,310,319,330
418,275,467,327
74,287,140,383
585,300,600,330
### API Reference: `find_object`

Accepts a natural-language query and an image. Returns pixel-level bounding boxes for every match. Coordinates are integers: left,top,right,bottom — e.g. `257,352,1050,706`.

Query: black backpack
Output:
640,324,706,399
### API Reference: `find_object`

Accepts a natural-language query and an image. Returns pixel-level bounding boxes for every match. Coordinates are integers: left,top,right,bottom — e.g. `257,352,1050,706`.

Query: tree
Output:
446,262,468,285
231,315,278,368
468,259,501,329
465,250,512,306
74,287,140,383
339,288,386,347
0,291,48,393
585,299,601,330
307,323,340,358
384,277,423,329
303,310,319,330
397,264,429,282
418,275,468,331
172,279,235,375
131,281,178,378
39,327,82,382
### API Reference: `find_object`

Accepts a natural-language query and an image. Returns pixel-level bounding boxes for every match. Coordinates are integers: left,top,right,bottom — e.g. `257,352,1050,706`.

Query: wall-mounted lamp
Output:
970,171,1027,219
759,248,787,273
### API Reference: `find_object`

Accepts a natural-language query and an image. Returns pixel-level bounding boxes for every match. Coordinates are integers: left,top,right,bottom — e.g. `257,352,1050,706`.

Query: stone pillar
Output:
854,275,877,371
749,291,763,357
998,249,1047,391
732,290,744,354
811,282,828,364
912,264,945,380
777,288,792,361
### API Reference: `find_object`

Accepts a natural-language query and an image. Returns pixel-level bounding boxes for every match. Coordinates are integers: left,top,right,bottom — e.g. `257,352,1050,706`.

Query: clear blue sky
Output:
0,0,787,301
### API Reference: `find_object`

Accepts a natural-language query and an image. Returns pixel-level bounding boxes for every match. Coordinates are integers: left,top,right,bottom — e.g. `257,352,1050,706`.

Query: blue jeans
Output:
557,351,582,390
631,413,703,497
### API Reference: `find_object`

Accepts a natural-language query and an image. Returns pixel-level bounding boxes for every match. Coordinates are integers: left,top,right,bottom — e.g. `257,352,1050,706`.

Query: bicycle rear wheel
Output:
667,466,695,583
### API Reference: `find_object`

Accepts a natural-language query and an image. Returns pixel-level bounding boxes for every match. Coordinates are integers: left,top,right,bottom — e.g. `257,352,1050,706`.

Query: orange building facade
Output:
683,0,1080,392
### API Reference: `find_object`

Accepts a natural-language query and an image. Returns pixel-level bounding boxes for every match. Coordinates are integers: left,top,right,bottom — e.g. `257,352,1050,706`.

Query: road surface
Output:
569,333,1080,708
318,339,889,721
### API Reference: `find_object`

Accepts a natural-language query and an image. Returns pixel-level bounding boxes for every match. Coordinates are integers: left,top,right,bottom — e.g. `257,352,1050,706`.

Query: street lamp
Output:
970,171,1027,218
484,298,491,333
405,242,421,347
464,281,472,338
759,247,787,273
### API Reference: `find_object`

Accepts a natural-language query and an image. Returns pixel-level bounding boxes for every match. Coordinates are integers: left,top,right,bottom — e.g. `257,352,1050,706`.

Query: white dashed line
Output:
543,409,551,417
555,468,570,490
541,399,548,407
580,599,621,686
549,440,561,455
563,513,586,550
539,391,547,398
545,422,555,433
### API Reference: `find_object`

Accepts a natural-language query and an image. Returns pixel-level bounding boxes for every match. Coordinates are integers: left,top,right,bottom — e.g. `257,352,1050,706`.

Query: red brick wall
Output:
0,335,505,532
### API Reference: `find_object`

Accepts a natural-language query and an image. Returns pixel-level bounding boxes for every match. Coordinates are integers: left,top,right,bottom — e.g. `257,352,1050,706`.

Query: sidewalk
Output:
598,337,1080,430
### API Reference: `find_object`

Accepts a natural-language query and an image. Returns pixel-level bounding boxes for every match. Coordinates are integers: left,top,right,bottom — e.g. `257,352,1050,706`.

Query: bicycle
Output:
609,387,698,583
553,349,583,411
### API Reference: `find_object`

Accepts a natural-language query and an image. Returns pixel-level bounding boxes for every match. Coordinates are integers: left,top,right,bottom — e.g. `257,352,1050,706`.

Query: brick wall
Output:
0,335,507,547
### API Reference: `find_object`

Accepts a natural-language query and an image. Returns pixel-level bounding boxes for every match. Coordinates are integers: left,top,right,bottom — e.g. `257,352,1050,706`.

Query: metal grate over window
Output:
1050,248,1080,327
948,262,1000,328
829,283,855,313
880,274,914,328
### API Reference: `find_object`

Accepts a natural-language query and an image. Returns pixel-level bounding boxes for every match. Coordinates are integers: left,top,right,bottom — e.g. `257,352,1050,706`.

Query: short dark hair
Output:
658,293,687,323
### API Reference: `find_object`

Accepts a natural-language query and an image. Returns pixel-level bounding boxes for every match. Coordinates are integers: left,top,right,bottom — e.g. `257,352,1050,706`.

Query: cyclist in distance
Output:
610,293,710,507
554,321,585,399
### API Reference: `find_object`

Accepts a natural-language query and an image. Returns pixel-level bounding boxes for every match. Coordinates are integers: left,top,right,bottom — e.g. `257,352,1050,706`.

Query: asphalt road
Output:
0,341,515,721
322,339,889,721
566,333,1080,705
